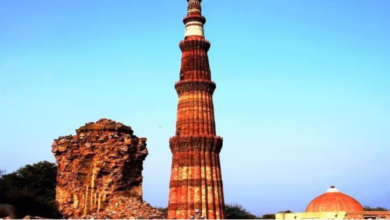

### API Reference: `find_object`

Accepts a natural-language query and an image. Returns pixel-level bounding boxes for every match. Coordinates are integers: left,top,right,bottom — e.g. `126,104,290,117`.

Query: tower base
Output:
167,136,226,219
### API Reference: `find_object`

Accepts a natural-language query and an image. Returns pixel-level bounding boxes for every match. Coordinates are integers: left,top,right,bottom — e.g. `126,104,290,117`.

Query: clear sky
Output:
1,0,389,216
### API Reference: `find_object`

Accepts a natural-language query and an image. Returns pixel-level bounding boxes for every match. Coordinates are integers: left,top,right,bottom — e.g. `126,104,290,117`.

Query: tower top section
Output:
183,0,206,39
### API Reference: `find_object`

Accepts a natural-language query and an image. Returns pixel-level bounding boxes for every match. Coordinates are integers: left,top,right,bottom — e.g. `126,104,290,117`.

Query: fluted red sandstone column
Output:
167,0,226,219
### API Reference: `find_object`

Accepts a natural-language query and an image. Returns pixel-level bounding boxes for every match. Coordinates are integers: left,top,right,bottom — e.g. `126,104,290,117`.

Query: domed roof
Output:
306,186,364,212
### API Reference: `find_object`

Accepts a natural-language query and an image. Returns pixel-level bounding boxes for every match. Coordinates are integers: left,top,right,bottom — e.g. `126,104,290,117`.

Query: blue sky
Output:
1,0,389,216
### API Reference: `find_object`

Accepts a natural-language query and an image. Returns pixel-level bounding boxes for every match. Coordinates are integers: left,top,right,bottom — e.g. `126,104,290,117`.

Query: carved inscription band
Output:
175,80,216,95
169,179,223,188
169,136,223,153
174,158,219,167
168,202,206,211
177,100,211,109
168,201,223,210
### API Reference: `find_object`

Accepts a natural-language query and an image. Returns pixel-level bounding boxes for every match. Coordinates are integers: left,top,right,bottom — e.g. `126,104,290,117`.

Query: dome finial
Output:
326,185,340,193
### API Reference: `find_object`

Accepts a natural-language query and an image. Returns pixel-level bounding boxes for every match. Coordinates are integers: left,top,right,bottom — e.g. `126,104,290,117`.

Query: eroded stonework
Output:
52,119,161,219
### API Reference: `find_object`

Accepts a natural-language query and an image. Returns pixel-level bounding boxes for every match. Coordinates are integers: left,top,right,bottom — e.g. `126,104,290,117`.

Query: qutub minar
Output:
167,0,226,219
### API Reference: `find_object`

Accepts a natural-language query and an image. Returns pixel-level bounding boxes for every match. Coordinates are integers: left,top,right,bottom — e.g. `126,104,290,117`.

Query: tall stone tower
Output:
167,0,226,219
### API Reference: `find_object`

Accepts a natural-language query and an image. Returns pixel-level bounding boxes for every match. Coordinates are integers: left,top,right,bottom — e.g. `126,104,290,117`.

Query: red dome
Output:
306,186,364,212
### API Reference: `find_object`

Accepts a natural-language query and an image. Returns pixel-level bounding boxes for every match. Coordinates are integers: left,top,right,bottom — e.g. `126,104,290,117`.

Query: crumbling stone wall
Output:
52,119,161,219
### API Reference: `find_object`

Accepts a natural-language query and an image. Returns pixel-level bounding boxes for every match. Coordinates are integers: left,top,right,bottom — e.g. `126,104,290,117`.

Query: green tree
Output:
260,213,276,219
0,161,61,218
225,203,258,219
363,206,389,211
276,209,293,216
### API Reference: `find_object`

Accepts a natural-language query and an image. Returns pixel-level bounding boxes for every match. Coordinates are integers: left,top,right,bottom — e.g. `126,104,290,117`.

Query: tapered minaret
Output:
167,0,226,219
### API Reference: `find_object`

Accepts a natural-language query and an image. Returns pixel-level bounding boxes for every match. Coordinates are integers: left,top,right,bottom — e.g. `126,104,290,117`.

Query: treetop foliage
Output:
0,161,61,218
225,203,258,219
364,206,389,211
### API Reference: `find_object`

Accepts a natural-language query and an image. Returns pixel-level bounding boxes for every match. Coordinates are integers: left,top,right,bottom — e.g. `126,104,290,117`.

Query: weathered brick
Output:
52,119,163,219
167,0,226,219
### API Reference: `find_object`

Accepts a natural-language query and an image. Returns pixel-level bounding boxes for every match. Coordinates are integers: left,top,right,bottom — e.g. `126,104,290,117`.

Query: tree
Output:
261,214,276,219
0,161,61,218
225,203,258,219
364,206,389,211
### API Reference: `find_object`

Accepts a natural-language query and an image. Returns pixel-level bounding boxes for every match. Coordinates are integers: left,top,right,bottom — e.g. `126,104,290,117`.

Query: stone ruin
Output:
51,119,162,219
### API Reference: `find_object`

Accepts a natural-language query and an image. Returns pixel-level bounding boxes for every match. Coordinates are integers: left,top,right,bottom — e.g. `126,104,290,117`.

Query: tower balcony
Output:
174,79,216,95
